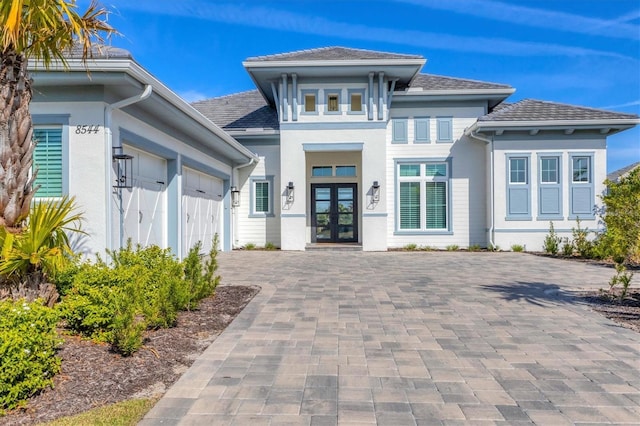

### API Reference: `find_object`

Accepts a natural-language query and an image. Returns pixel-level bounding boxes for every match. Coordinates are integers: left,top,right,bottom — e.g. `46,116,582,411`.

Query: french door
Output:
311,183,358,243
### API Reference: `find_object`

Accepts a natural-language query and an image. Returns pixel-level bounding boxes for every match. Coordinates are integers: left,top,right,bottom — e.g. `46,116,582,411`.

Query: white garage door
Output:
122,147,166,248
182,168,223,255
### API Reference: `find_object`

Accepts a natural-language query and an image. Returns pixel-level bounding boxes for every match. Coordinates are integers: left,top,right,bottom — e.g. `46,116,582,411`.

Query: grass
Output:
445,244,459,251
41,398,158,426
511,244,525,252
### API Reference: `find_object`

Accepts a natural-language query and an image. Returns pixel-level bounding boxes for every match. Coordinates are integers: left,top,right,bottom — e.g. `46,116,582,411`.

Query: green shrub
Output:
561,237,574,256
609,263,634,301
572,218,594,258
487,243,500,252
183,236,220,310
244,243,256,250
403,243,418,251
543,221,561,255
468,244,481,252
110,281,146,356
446,244,459,251
511,244,525,252
264,242,277,251
0,300,62,413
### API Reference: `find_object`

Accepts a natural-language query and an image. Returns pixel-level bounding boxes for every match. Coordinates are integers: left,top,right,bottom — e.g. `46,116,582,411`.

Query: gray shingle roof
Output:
408,74,512,91
245,46,423,62
607,162,640,182
480,99,638,122
66,44,132,59
192,90,279,131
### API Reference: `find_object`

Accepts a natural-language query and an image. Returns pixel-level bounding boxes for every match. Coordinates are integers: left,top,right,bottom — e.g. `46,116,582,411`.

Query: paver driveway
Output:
141,251,640,425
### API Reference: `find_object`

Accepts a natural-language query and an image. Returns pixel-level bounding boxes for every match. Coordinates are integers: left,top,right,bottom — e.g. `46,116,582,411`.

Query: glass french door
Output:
311,183,358,243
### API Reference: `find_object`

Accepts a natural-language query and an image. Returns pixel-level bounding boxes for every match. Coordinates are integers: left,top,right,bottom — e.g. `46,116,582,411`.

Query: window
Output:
392,118,408,143
312,166,332,177
347,89,365,114
538,155,562,218
572,156,590,183
569,154,594,218
249,176,274,217
33,128,63,197
301,90,318,114
325,91,341,114
397,161,449,231
509,158,527,184
541,157,558,183
506,154,530,219
436,117,453,142
414,117,430,143
335,165,356,177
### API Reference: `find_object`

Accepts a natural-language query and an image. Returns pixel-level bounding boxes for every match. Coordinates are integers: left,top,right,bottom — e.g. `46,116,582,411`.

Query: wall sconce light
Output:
372,180,381,202
112,146,133,189
230,186,240,207
286,181,295,202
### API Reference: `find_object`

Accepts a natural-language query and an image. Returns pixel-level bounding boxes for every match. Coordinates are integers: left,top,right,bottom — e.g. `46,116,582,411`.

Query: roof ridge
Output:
245,46,423,61
418,73,512,88
192,89,260,104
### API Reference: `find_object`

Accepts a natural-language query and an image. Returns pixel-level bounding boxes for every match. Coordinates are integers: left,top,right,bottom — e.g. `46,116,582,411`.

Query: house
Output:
193,46,639,251
29,46,257,257
607,161,640,183
29,46,639,257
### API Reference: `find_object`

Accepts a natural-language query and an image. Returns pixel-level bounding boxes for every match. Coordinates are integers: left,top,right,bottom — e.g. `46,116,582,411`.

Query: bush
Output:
403,243,418,251
0,300,61,413
468,244,481,252
543,221,561,255
243,243,256,250
572,218,594,258
183,236,220,310
446,244,459,251
264,242,277,251
511,244,524,252
561,237,574,256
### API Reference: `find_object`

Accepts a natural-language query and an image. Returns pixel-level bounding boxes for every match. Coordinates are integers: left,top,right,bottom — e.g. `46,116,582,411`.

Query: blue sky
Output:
86,0,639,172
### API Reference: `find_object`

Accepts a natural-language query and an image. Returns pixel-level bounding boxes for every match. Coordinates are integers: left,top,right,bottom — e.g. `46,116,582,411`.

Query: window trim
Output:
300,89,319,115
414,117,431,144
537,153,563,220
394,158,453,235
436,116,453,143
569,153,595,220
391,118,408,144
249,175,275,218
324,90,342,115
505,154,531,221
347,89,365,115
32,114,70,198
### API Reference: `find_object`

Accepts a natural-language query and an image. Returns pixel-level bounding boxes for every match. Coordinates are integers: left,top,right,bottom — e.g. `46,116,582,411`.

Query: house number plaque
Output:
75,125,101,134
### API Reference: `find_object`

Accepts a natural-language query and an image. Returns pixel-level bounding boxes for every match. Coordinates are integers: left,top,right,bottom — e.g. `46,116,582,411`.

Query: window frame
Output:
569,153,595,219
324,90,342,115
347,89,365,115
32,114,70,199
249,175,275,218
537,154,563,220
394,159,452,234
300,89,319,115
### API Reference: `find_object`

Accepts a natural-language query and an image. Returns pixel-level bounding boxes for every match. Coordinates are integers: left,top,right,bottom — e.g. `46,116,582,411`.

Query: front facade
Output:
194,47,639,251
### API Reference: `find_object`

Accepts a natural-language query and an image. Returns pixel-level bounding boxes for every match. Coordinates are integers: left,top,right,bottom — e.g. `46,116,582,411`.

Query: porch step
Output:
306,243,362,251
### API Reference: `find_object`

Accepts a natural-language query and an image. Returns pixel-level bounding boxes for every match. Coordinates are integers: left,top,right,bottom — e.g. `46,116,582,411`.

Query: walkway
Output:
141,251,640,425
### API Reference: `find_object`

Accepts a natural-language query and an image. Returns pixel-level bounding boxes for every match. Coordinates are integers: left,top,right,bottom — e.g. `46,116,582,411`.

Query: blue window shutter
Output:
33,128,63,197
392,119,408,143
571,187,593,215
436,117,452,142
414,118,429,143
540,187,561,215
505,154,531,220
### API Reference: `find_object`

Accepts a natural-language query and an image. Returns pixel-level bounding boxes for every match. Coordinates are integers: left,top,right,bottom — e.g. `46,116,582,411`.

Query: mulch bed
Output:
3,285,260,426
580,288,640,333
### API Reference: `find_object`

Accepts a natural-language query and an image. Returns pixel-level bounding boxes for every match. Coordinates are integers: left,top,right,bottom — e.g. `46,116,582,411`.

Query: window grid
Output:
540,157,558,184
509,158,527,184
572,156,590,183
398,162,449,231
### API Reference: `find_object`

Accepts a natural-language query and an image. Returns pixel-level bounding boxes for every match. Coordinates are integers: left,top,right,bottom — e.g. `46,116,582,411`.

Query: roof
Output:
406,73,512,91
245,46,423,62
479,99,638,122
192,90,279,131
65,44,132,59
607,162,640,182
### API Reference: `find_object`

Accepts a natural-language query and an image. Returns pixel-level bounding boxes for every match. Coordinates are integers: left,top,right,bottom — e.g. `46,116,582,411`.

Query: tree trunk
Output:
0,273,59,307
0,47,37,232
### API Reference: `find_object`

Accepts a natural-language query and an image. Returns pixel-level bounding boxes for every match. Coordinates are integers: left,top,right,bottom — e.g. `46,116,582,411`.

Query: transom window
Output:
335,165,356,176
398,162,449,231
312,166,333,177
509,158,527,184
540,157,558,184
572,156,590,183
312,165,357,177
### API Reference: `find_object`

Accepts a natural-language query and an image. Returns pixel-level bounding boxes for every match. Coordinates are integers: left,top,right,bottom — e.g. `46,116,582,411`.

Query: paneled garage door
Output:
122,147,166,248
182,168,223,254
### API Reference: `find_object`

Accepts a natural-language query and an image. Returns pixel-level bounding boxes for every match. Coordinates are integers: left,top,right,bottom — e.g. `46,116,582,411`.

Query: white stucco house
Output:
29,46,639,256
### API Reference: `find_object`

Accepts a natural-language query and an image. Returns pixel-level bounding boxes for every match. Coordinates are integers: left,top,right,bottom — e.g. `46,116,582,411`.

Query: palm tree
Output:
0,0,114,232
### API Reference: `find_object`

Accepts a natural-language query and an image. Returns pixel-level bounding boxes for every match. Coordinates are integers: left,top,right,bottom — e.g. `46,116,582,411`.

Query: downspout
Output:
104,85,153,251
465,126,495,249
231,157,256,249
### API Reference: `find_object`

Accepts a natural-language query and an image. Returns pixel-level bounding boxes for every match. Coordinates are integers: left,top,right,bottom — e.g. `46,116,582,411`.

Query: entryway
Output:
311,183,358,243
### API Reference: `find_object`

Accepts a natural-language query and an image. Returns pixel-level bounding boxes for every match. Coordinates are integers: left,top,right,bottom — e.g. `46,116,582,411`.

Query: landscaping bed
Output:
3,285,259,425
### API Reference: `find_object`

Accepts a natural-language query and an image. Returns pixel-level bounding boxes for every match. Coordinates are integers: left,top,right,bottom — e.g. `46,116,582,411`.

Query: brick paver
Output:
141,252,640,425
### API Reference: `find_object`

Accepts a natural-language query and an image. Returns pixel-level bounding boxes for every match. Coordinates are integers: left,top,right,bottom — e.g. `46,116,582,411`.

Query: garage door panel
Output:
183,168,222,255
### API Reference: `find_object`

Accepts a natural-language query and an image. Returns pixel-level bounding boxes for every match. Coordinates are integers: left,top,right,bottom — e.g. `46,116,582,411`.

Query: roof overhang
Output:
465,118,640,139
243,58,426,105
30,59,258,165
393,88,515,108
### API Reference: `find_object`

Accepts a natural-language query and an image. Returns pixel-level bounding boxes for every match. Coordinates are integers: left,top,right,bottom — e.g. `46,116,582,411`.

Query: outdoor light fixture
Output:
372,180,380,202
231,186,240,207
112,146,133,189
286,181,295,202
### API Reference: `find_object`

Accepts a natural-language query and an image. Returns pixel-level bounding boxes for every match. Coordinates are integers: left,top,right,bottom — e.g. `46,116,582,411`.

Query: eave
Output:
466,118,640,138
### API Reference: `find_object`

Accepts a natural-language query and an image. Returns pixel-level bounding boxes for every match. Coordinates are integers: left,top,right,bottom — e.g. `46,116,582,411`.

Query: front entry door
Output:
311,183,358,243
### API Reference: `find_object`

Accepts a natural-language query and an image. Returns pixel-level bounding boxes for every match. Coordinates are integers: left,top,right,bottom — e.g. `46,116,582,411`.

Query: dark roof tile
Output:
408,73,512,91
480,99,638,122
192,90,279,130
246,46,423,62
